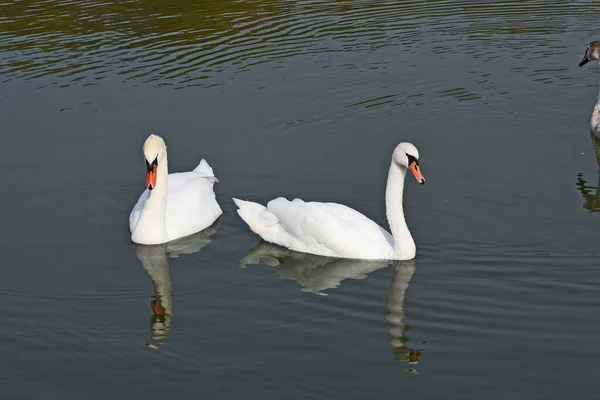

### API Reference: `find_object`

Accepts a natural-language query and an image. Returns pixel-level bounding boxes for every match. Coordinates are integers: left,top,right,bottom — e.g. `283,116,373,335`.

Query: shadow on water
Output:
239,240,422,372
132,220,220,349
576,131,600,212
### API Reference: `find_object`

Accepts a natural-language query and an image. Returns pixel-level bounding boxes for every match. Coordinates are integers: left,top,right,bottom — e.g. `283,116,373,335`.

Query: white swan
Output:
129,134,223,245
233,142,425,260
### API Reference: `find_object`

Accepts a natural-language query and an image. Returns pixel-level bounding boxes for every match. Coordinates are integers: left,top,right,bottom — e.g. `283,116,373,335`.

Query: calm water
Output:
1,0,600,398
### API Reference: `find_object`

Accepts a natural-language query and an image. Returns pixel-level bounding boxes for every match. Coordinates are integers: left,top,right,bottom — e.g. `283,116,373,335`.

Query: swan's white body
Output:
129,135,222,245
234,142,425,261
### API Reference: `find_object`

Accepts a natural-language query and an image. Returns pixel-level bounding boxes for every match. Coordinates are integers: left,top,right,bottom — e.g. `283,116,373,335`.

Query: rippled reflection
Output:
239,240,395,294
239,241,421,370
0,0,583,88
577,131,600,212
133,220,219,349
386,260,422,373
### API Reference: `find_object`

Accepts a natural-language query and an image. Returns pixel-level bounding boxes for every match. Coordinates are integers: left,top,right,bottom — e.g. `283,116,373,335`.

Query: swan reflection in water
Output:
577,131,600,212
132,220,219,349
239,241,422,371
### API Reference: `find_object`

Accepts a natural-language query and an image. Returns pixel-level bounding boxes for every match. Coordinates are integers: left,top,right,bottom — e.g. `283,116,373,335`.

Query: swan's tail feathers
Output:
232,197,265,214
233,198,279,241
195,159,219,183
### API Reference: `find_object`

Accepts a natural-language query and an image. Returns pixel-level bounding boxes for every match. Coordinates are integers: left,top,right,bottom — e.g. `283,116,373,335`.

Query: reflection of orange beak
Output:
409,161,426,184
146,164,157,190
151,300,164,316
409,349,422,362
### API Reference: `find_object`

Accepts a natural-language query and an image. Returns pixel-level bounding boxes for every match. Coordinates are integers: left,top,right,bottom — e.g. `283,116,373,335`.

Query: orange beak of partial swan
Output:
409,161,425,185
146,159,158,190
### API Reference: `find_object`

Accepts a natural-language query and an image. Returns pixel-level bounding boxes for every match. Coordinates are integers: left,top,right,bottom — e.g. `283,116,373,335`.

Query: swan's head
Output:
143,134,167,190
579,41,600,67
393,142,425,185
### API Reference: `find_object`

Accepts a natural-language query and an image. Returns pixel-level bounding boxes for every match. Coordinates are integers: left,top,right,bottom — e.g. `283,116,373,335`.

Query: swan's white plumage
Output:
129,160,221,239
129,135,222,245
234,197,396,260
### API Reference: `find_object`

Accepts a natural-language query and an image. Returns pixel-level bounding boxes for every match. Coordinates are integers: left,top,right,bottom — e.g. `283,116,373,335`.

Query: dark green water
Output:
1,0,600,398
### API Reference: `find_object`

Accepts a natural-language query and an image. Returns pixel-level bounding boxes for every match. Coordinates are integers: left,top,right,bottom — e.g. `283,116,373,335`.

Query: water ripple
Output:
0,0,591,89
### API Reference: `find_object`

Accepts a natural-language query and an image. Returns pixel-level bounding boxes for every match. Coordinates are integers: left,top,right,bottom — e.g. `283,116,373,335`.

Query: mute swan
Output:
578,42,600,133
129,134,222,245
233,142,425,260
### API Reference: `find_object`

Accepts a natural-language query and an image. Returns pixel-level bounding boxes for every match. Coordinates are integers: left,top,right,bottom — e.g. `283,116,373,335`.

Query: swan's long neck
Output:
385,161,415,260
131,150,169,244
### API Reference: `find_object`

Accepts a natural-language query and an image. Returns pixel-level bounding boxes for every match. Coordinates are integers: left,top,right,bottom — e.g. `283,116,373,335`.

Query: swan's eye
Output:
407,154,419,166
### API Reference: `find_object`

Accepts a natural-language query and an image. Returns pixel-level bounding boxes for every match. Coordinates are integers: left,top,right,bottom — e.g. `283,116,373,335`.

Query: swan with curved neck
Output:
233,142,425,260
578,41,600,134
129,135,222,245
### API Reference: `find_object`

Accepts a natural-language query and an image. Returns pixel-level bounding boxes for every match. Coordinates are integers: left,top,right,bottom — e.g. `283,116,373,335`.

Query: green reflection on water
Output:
0,0,590,85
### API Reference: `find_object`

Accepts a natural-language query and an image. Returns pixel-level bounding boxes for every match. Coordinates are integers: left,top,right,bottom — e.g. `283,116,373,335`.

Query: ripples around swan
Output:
3,0,600,398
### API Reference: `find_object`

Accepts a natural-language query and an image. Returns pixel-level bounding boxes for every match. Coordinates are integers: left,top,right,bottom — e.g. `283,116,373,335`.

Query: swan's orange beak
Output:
409,161,425,185
146,163,157,190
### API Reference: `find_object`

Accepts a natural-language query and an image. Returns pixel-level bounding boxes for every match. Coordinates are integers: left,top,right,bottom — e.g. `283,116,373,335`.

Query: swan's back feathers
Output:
268,198,394,259
194,159,219,183
164,171,221,239
233,198,281,243
129,163,222,237
234,197,396,259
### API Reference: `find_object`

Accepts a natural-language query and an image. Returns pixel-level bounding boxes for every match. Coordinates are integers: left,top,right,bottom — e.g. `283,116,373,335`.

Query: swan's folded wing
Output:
312,202,394,251
267,198,394,259
165,173,223,238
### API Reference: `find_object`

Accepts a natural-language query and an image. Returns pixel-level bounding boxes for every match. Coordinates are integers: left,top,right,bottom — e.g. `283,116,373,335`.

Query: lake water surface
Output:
1,0,600,398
